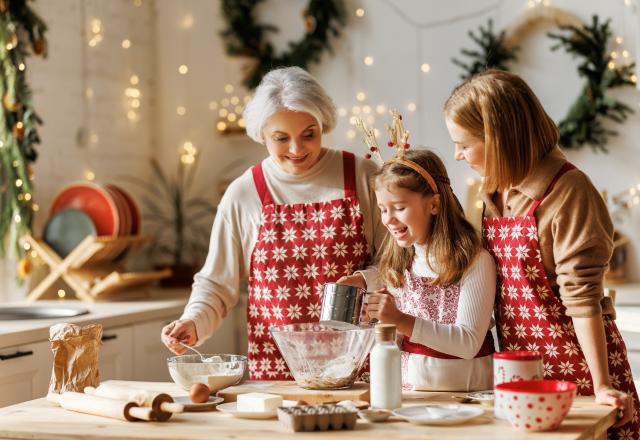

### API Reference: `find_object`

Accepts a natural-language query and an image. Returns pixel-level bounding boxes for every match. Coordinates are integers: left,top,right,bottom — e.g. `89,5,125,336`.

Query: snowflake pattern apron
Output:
247,151,370,380
483,162,639,438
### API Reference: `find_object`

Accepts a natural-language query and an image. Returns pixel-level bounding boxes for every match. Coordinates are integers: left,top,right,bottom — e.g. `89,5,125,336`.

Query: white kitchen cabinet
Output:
0,340,51,407
99,326,134,382
132,318,176,381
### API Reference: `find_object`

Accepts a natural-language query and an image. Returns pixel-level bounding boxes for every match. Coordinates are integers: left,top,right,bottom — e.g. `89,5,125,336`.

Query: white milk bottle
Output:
370,323,402,410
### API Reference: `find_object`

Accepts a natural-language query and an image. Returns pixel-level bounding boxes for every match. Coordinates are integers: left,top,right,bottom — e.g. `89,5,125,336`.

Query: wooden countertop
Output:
0,381,617,440
0,288,188,347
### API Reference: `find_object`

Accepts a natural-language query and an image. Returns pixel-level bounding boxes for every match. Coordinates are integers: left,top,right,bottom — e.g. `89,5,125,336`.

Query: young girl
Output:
341,148,497,391
444,69,638,435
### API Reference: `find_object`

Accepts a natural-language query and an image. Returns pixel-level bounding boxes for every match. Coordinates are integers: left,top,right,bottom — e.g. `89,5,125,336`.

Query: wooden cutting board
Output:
217,380,369,404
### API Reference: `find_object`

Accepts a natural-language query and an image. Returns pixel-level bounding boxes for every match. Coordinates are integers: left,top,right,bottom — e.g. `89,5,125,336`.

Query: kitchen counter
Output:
0,381,617,440
0,288,188,347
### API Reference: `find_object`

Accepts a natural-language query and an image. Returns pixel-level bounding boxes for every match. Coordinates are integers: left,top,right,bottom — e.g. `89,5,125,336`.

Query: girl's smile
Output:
375,184,440,247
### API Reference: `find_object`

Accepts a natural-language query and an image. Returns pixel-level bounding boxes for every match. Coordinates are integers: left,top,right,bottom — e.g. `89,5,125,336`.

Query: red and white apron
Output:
398,271,494,389
247,151,370,380
483,163,639,438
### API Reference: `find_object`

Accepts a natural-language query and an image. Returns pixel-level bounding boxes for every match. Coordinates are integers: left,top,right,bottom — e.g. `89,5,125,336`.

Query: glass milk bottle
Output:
370,324,402,410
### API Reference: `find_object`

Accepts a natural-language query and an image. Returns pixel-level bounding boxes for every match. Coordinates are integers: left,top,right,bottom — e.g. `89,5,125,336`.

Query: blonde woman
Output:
445,69,637,436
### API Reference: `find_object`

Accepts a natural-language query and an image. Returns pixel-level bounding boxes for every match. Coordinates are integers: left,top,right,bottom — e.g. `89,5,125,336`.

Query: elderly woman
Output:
161,66,384,380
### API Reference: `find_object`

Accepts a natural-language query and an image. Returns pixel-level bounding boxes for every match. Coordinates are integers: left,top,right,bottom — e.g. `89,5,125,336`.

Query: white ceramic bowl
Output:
167,354,246,392
495,380,577,431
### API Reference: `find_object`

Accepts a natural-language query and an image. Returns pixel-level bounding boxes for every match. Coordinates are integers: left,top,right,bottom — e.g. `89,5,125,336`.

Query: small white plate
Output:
216,400,297,419
393,404,484,426
173,395,224,412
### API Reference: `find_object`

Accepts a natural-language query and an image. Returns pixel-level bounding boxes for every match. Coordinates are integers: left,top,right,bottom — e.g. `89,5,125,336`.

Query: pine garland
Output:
0,0,47,263
452,19,519,79
548,15,635,152
220,0,346,89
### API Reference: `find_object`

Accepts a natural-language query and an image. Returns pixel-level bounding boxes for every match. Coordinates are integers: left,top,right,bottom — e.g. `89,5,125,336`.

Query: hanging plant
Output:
0,0,47,266
219,0,346,89
548,15,635,152
452,19,519,80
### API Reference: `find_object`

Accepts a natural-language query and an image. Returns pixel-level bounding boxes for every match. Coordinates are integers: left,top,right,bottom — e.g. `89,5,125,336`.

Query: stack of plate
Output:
44,182,141,258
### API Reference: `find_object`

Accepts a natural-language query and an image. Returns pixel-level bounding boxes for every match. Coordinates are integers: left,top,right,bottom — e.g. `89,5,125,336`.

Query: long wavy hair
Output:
373,149,481,288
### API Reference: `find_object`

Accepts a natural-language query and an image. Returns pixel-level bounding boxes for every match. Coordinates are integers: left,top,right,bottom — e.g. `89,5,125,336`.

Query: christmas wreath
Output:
220,0,346,89
453,14,636,152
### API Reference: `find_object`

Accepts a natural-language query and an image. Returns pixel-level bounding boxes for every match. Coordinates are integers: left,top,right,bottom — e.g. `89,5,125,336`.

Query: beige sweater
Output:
481,147,614,318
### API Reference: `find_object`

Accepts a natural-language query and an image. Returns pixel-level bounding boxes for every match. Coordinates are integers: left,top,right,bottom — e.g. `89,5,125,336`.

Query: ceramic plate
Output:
173,395,224,412
50,182,119,237
216,400,297,419
107,184,140,235
393,404,484,426
43,208,97,257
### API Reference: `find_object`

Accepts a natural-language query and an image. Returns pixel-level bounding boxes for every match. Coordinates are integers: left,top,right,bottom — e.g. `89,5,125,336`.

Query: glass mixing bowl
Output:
167,354,246,392
270,322,375,390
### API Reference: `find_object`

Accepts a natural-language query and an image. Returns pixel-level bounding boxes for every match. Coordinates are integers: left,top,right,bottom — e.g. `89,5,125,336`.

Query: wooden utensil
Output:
46,392,154,422
217,381,370,405
85,384,184,421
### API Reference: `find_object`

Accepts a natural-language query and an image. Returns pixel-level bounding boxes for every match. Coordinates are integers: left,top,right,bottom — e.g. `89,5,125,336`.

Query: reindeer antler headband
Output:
356,110,439,194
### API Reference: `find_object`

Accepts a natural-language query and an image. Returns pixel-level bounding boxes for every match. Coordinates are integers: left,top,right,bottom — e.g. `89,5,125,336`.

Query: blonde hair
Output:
373,149,481,288
444,69,558,192
243,66,337,144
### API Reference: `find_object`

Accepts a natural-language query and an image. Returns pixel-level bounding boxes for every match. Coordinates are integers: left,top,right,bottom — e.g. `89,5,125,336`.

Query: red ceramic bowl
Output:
495,380,577,432
50,182,119,237
107,184,141,235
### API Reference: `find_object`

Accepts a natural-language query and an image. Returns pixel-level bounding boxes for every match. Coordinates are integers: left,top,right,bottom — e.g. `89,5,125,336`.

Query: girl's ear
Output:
431,194,441,215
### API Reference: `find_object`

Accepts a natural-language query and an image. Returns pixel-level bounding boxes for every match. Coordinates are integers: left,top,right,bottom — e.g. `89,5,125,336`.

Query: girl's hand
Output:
366,288,402,324
336,273,367,290
595,386,633,427
161,319,197,354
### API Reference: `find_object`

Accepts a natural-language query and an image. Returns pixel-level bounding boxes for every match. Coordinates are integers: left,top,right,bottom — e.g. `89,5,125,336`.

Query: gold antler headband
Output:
357,110,439,194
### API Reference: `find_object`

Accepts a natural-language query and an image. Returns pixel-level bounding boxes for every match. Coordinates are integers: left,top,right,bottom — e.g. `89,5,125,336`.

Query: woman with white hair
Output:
161,67,384,380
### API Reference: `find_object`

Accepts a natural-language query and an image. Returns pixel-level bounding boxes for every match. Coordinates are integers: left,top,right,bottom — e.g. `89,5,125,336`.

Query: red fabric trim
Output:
401,331,495,359
526,162,576,216
251,163,274,206
493,350,542,361
342,151,357,198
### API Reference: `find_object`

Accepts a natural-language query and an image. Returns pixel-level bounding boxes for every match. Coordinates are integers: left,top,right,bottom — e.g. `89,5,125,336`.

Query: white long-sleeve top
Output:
181,148,386,345
362,245,497,391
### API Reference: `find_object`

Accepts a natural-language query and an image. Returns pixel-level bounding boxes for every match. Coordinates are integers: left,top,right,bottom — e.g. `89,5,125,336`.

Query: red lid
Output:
495,379,576,394
493,350,541,361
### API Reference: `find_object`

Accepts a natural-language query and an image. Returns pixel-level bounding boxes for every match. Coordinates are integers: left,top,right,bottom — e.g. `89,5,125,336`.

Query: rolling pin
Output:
84,384,184,421
47,392,154,422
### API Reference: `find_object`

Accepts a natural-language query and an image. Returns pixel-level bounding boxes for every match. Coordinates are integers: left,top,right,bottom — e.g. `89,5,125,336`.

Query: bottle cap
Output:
375,323,396,342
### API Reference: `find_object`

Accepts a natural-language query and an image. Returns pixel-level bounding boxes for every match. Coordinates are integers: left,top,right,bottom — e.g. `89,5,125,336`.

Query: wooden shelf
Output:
25,235,171,303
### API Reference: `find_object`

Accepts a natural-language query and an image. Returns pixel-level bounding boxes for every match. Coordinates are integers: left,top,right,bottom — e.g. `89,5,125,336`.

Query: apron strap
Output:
526,162,576,217
252,162,274,206
401,331,495,360
342,151,357,198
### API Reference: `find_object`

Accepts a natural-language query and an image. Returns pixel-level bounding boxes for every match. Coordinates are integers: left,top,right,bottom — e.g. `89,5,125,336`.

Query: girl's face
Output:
262,110,323,175
445,117,486,176
375,184,440,248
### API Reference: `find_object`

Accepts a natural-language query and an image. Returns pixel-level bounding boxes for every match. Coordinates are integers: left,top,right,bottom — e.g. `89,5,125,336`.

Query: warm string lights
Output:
212,84,250,135
612,183,640,210
344,5,431,142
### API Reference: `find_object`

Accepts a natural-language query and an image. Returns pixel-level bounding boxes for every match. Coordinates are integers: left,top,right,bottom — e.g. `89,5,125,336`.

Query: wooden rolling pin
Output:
47,392,154,422
84,384,184,421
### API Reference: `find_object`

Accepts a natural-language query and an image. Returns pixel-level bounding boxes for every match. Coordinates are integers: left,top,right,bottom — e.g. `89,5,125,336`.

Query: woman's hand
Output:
161,319,197,354
336,273,367,290
595,386,634,427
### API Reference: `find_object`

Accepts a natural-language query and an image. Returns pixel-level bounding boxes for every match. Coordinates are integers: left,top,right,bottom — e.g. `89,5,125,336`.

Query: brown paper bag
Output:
48,323,102,394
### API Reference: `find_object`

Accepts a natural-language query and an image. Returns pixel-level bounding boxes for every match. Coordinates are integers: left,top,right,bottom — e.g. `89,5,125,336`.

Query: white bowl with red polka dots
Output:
495,380,577,431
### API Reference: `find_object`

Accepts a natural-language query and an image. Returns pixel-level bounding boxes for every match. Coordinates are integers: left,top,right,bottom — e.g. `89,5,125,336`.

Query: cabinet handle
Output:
102,334,118,342
0,350,34,361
